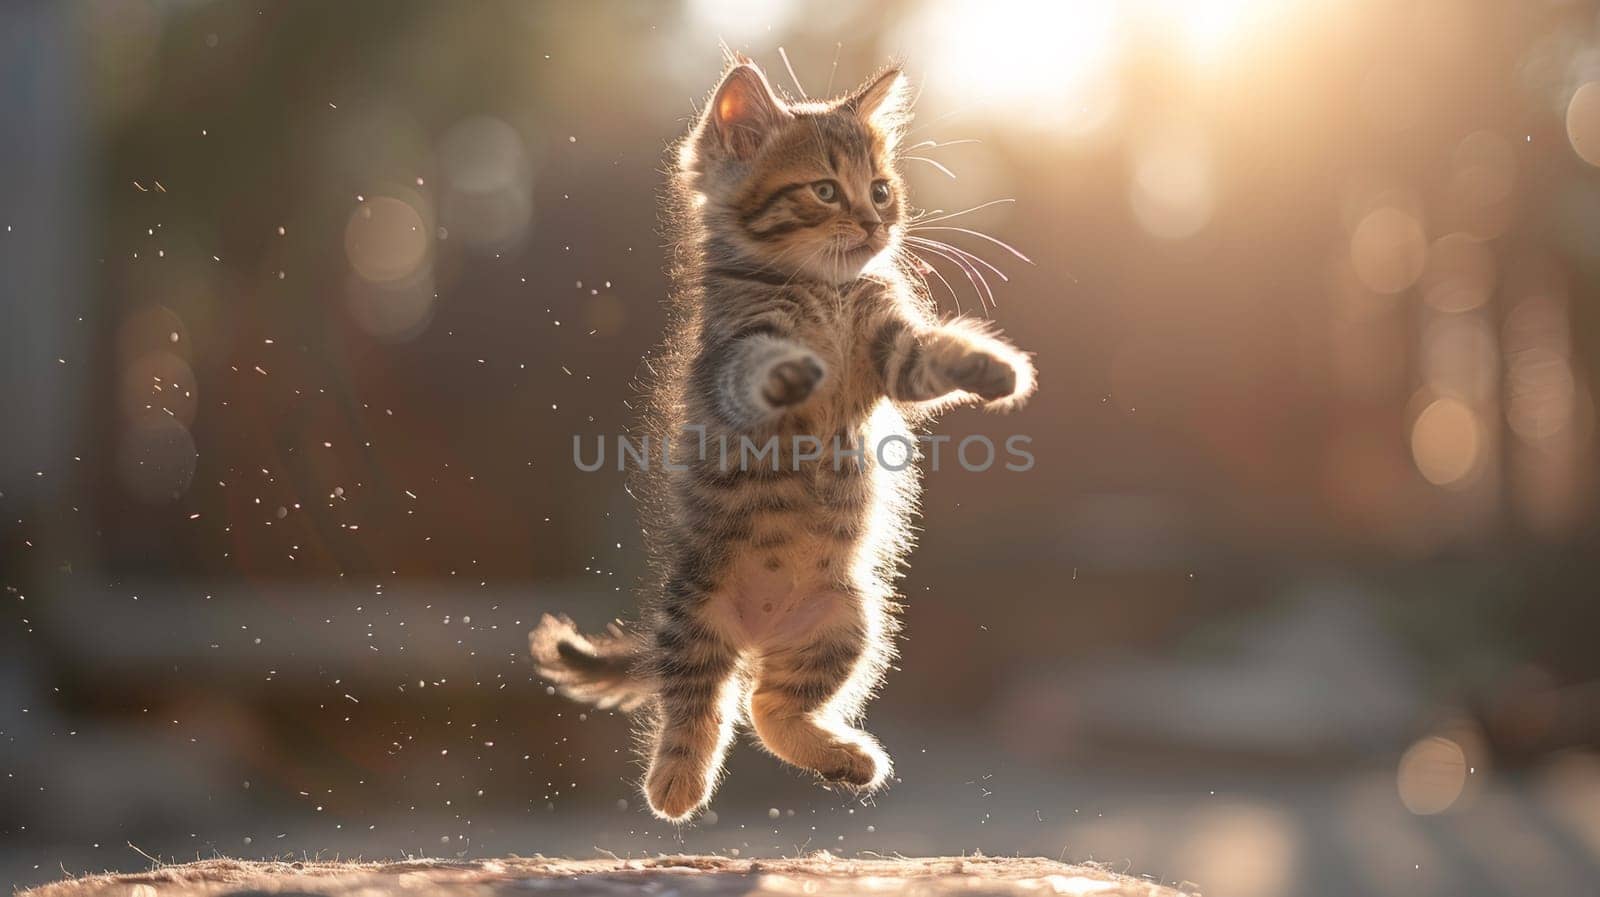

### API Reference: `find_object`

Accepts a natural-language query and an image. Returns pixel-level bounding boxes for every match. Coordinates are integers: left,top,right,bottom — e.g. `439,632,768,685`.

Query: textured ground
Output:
19,854,1192,897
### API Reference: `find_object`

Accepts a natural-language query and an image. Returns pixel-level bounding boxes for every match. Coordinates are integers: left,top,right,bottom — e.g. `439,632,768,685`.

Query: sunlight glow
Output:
1152,0,1279,59
892,0,1122,136
686,0,797,44
893,0,1309,134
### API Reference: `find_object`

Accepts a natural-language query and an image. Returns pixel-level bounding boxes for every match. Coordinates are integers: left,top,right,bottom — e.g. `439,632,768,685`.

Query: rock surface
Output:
21,854,1194,896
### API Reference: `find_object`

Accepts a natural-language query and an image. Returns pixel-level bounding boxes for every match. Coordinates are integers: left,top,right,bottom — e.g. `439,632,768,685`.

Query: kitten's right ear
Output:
703,64,789,162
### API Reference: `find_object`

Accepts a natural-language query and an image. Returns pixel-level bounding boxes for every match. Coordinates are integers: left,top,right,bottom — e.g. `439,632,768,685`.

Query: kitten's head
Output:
679,59,912,284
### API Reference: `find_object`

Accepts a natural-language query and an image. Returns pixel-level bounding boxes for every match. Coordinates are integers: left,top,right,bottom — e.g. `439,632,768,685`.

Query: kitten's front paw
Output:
760,353,824,409
944,350,1019,401
645,756,711,822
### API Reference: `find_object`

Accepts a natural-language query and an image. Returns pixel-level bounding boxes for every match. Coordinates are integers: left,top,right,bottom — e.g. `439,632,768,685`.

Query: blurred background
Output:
4,1,1600,894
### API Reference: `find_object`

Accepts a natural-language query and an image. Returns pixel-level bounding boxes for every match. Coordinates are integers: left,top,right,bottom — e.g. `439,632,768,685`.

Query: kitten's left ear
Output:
848,66,912,128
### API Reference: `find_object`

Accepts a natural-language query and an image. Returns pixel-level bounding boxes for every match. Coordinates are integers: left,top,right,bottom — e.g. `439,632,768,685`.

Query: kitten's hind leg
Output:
749,604,890,791
641,596,740,822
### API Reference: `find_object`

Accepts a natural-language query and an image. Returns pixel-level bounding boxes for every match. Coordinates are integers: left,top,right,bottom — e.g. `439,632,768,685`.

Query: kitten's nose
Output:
858,218,881,238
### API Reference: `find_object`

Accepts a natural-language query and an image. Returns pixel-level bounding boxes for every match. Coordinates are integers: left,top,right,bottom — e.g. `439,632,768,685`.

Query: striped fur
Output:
531,58,1035,821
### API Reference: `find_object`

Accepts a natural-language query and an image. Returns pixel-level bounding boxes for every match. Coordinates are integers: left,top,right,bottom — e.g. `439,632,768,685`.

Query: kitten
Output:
531,57,1035,821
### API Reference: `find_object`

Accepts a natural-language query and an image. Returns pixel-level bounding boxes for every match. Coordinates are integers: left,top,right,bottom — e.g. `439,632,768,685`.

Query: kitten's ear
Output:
705,63,789,162
848,66,911,128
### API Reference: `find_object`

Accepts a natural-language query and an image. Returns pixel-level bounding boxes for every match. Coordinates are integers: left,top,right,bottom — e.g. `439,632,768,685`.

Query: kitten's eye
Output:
812,180,839,203
871,180,892,207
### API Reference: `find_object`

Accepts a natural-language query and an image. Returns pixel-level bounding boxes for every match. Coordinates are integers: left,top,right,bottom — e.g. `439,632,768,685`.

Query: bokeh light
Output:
1503,296,1577,444
1409,396,1484,488
118,352,199,426
1396,735,1468,815
1420,233,1495,313
346,273,437,343
437,115,534,252
1128,120,1215,240
1565,81,1600,166
344,195,430,284
439,116,524,195
116,415,198,504
1447,131,1516,240
114,305,201,469
344,196,437,340
1421,314,1497,402
1350,207,1427,294
116,304,190,365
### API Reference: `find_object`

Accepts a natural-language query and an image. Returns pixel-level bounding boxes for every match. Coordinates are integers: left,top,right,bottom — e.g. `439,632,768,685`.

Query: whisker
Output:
905,109,965,139
904,155,957,179
905,235,1008,284
909,198,1015,226
912,241,1005,310
908,225,1030,263
891,251,930,302
905,138,981,151
786,240,833,290
906,239,994,313
907,225,1033,264
910,242,987,311
899,247,962,315
824,42,842,96
908,235,1003,307
777,47,807,99
731,239,809,279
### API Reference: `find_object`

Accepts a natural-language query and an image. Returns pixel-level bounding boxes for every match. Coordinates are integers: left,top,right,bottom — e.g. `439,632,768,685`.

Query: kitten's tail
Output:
530,614,654,712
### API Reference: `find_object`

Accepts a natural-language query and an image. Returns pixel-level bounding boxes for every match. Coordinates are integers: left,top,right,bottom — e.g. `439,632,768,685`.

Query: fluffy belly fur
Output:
721,538,850,646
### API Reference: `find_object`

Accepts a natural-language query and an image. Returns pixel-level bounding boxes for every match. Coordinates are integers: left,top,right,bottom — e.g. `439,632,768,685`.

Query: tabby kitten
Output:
531,58,1035,821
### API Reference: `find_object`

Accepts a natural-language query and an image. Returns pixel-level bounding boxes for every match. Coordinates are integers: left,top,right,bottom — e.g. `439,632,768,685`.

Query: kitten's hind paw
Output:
817,736,890,791
644,756,713,822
